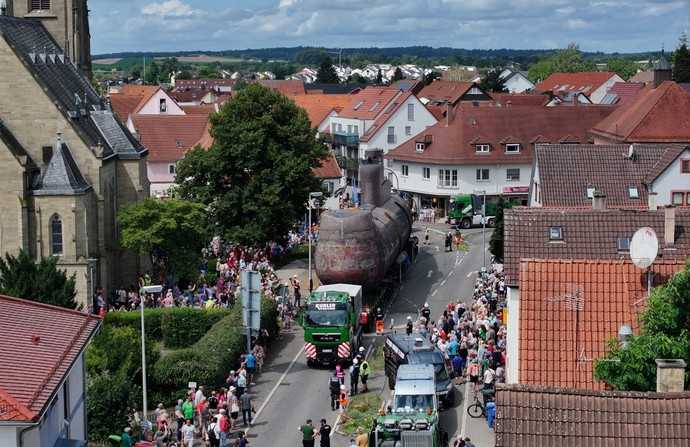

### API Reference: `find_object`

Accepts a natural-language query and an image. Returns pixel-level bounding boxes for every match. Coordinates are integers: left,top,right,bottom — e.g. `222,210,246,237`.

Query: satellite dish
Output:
630,227,658,269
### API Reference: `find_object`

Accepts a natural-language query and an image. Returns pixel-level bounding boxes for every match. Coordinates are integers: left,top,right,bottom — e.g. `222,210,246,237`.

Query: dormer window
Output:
549,226,563,241
628,187,639,199
159,98,167,113
30,0,51,11
415,142,425,152
586,187,595,199
175,139,183,148
476,144,490,154
505,143,521,154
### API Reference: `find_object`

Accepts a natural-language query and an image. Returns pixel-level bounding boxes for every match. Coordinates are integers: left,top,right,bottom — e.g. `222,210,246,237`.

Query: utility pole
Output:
308,192,323,293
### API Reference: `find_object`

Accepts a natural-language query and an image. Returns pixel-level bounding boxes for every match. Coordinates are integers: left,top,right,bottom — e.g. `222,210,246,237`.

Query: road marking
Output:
448,271,454,277
435,246,440,252
467,271,474,278
459,382,472,439
429,228,446,235
332,344,374,437
427,270,432,278
248,345,304,429
431,289,438,297
440,279,447,287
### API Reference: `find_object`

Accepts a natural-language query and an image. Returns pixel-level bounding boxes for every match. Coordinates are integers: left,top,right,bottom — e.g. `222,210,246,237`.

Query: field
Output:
92,58,122,65
157,54,246,63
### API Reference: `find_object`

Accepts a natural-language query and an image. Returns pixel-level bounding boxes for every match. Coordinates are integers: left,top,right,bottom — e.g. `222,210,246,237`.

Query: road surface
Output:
245,223,492,446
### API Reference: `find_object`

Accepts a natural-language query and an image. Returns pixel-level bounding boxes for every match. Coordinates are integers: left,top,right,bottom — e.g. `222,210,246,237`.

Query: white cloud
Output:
141,0,204,17
639,0,685,17
566,18,589,29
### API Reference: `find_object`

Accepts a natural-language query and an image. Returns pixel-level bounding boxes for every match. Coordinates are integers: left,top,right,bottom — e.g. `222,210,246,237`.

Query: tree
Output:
144,60,161,84
480,69,507,93
175,84,328,244
527,43,595,83
349,73,369,85
674,33,690,82
391,67,404,82
489,197,514,262
594,262,690,391
423,71,441,85
119,198,208,283
316,56,339,83
176,70,193,80
0,250,77,309
375,69,383,85
607,58,639,80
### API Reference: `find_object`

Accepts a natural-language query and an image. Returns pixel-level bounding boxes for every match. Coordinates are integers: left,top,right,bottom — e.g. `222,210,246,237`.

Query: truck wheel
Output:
306,358,315,368
461,218,472,229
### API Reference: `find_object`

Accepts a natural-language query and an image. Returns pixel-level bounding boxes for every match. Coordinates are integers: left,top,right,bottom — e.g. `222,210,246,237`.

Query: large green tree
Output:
391,67,404,82
0,250,77,309
674,33,690,82
607,58,639,80
480,69,507,92
489,197,514,262
118,198,208,283
316,56,340,84
175,84,328,244
528,43,596,83
594,262,690,391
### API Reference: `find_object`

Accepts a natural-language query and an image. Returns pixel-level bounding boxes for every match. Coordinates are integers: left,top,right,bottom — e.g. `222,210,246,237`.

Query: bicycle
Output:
467,386,494,418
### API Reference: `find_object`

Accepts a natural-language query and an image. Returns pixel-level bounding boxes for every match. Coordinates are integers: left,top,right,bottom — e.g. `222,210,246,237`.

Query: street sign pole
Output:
242,270,262,353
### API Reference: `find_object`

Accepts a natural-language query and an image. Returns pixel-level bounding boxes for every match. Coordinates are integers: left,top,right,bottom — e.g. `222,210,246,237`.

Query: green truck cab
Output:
303,284,363,366
372,364,447,447
446,194,496,229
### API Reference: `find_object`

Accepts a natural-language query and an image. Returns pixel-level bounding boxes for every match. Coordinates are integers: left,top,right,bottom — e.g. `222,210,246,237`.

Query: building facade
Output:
0,13,148,306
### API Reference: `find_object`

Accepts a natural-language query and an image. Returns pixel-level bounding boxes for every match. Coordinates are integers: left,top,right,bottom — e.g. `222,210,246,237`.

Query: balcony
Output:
336,156,359,171
333,132,359,147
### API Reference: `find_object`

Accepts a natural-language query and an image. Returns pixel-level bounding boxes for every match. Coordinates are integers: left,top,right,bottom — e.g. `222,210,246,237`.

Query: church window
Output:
30,0,51,11
51,214,63,256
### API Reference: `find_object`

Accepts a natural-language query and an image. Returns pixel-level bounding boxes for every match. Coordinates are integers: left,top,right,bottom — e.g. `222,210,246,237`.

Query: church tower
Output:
3,0,92,77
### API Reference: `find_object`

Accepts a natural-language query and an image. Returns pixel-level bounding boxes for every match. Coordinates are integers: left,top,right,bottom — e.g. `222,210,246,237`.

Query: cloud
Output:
141,0,204,17
89,0,690,54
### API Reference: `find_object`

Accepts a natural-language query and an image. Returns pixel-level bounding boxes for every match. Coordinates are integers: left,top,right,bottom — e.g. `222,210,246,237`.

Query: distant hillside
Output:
93,45,655,68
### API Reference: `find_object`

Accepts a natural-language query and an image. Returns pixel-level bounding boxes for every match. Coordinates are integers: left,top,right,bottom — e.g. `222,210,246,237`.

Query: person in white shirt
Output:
181,419,195,447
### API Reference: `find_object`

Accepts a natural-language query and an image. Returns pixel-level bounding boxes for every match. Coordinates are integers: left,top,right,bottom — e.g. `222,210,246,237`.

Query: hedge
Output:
103,307,231,348
152,297,279,390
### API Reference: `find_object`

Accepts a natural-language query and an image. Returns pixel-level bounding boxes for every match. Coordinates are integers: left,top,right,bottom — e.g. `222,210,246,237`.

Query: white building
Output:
0,295,100,447
499,69,535,93
385,104,616,217
325,87,437,180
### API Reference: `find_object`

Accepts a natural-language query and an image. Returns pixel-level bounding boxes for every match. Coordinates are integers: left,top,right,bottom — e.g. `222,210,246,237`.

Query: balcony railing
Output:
333,132,359,147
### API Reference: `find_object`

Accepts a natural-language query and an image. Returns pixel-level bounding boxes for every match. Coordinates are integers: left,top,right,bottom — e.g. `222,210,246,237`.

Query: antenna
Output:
630,226,659,297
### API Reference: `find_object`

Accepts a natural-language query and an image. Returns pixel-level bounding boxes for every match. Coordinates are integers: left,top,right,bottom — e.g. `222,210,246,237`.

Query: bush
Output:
86,325,159,378
152,298,280,390
153,308,244,388
87,368,141,442
161,307,230,348
104,307,231,348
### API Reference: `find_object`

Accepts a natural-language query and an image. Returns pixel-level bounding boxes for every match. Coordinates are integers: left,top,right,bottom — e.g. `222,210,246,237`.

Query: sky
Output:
90,0,690,55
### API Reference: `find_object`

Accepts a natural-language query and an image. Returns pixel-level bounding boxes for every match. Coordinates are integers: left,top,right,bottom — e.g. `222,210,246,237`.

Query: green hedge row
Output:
104,307,232,348
152,297,278,389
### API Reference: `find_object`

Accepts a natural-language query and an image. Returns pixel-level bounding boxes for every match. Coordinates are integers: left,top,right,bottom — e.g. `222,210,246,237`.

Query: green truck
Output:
446,194,497,229
303,284,363,366
371,364,447,447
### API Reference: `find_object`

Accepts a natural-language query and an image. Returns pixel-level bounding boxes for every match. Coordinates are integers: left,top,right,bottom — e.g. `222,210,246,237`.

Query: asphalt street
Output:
244,223,492,447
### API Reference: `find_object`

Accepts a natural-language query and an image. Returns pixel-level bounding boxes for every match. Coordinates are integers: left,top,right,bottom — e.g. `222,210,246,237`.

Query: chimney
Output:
648,192,658,211
592,190,606,211
664,205,676,246
655,359,686,392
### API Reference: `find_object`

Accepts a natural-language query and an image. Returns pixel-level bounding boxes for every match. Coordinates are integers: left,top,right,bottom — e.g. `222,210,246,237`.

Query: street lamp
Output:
308,192,323,293
474,189,487,269
138,284,162,433
385,168,400,192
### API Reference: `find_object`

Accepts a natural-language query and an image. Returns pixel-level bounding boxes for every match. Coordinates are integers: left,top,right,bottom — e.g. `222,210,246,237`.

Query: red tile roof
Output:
418,80,475,104
503,207,690,286
496,383,690,446
257,80,306,96
518,259,686,390
290,94,352,128
534,143,686,208
182,104,217,115
132,115,210,162
536,71,619,94
110,94,143,121
591,81,690,143
174,78,235,90
385,105,614,165
168,89,210,104
607,81,646,105
0,295,100,422
492,92,550,107
337,87,401,120
312,153,342,179
360,91,413,142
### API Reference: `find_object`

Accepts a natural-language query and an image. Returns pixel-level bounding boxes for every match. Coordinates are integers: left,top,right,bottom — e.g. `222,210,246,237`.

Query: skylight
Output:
549,226,563,241
368,101,380,112
586,187,595,199
628,187,639,199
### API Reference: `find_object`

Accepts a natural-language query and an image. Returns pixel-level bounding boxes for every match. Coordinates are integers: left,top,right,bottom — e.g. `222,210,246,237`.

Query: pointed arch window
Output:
51,214,63,256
